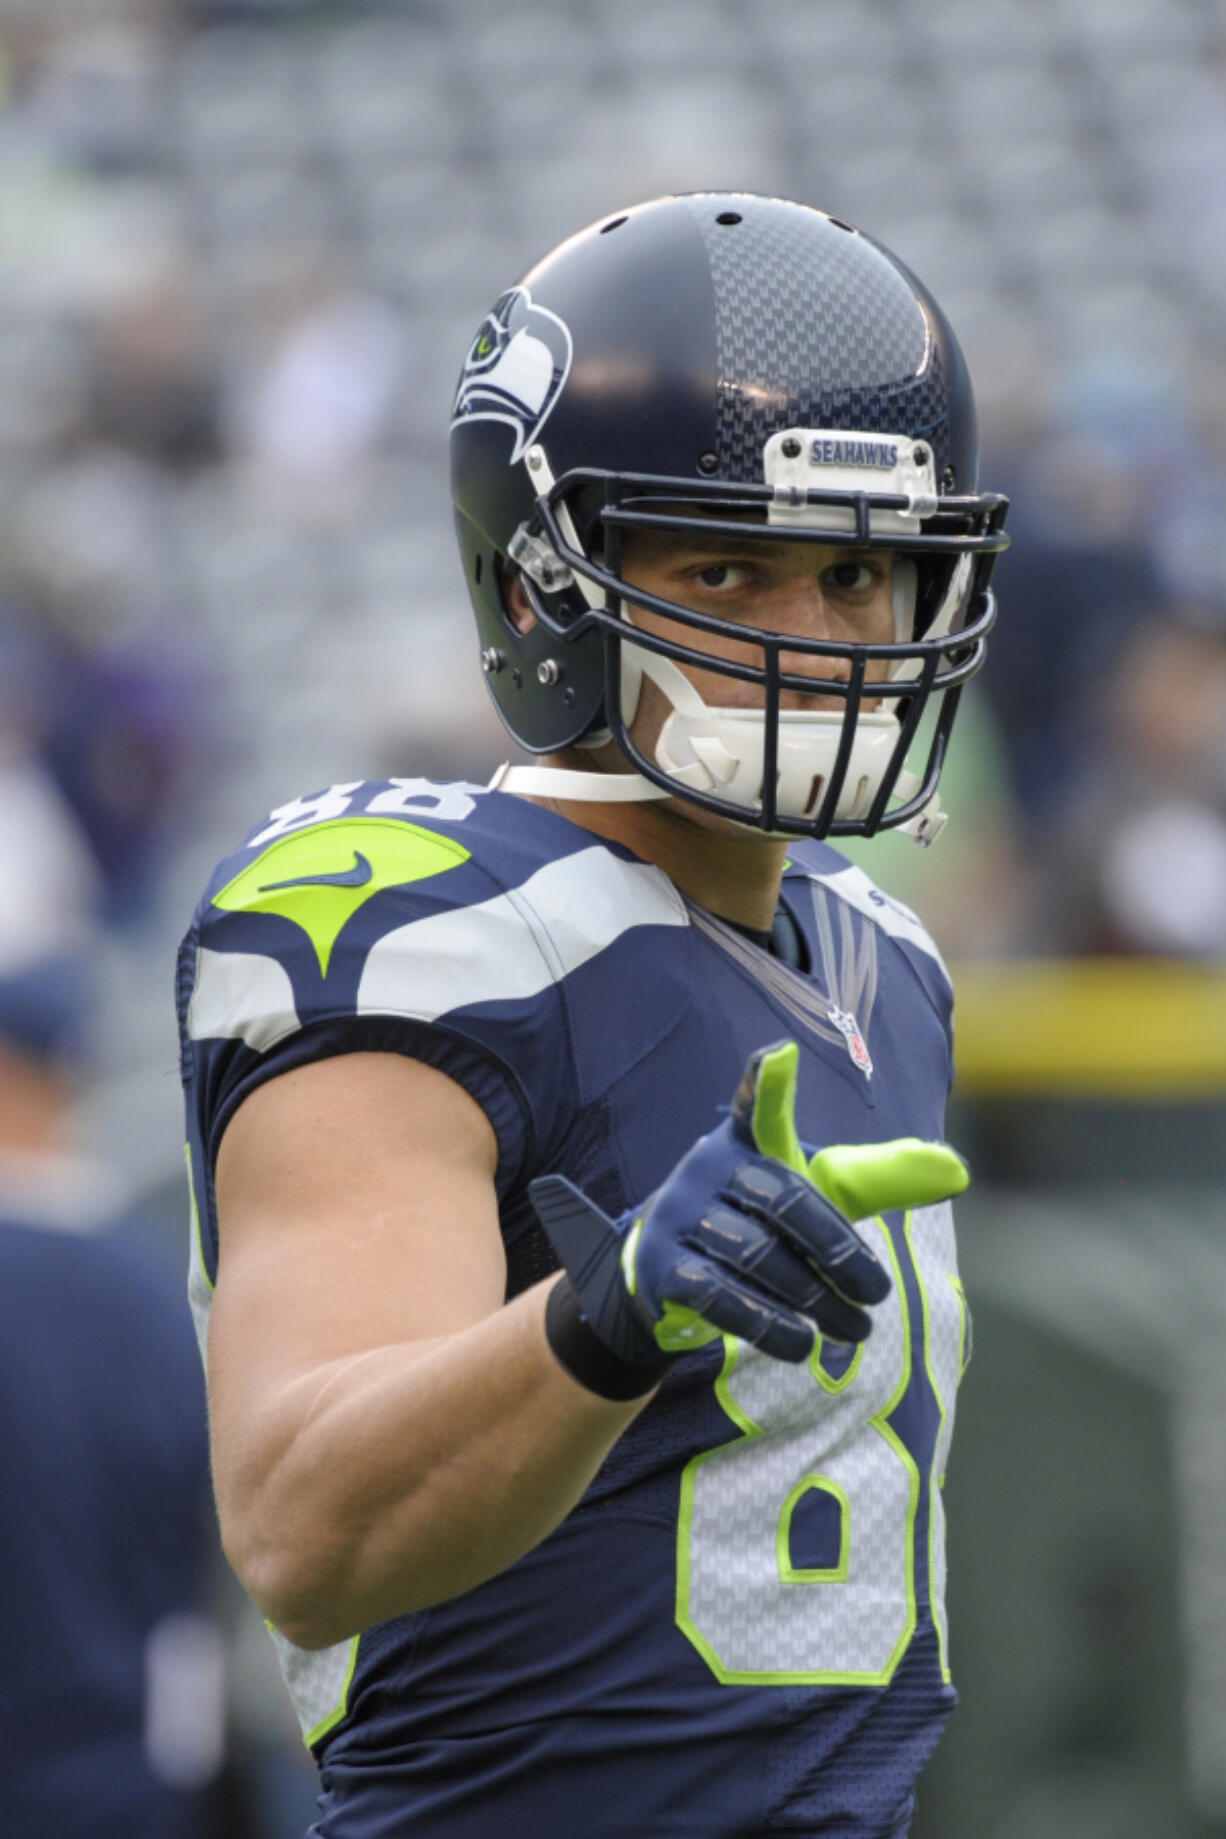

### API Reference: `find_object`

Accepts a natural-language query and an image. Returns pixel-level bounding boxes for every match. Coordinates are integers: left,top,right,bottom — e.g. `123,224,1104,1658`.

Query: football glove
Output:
531,1039,969,1382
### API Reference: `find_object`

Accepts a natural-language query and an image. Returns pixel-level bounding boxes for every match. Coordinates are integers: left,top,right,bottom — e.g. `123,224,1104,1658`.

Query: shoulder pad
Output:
183,777,687,1045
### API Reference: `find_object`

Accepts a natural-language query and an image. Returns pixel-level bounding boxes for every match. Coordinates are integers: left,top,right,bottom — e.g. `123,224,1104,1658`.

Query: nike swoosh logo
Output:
258,851,374,892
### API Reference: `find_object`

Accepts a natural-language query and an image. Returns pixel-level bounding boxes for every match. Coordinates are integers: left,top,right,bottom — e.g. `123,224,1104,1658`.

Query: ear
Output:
504,572,537,636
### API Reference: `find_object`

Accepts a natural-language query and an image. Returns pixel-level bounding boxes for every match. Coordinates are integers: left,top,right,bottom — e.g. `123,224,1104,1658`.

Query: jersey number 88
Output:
677,1204,966,1685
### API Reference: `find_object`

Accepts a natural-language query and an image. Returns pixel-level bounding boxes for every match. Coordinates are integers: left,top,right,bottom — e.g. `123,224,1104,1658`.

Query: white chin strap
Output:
491,636,947,845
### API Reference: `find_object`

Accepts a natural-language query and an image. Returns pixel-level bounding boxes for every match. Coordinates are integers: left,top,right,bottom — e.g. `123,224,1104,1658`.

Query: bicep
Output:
207,1051,506,1455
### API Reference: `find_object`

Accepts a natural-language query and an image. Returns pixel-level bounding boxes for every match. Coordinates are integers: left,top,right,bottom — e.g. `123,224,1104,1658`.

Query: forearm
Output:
213,1276,651,1649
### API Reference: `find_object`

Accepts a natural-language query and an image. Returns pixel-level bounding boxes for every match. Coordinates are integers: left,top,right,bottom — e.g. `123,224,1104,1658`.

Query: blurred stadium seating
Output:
1,1,1223,1833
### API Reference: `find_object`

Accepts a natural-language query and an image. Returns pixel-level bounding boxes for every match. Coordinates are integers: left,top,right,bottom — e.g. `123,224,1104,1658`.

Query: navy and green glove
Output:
530,1039,970,1399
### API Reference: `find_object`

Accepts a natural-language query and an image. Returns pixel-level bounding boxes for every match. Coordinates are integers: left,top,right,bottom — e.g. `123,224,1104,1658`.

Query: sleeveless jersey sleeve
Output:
176,778,689,1290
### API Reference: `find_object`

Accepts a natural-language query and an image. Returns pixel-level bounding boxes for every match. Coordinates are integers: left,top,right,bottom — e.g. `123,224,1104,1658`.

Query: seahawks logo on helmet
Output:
451,287,573,463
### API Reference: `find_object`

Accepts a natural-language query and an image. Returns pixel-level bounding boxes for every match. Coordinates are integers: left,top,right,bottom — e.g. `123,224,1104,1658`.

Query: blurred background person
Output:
0,749,226,1837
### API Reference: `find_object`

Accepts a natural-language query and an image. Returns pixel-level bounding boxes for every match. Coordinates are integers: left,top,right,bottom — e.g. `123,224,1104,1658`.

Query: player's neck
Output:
523,756,789,933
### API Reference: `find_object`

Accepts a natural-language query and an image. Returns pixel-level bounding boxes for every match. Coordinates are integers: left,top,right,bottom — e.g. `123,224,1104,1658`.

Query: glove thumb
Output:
728,1039,809,1176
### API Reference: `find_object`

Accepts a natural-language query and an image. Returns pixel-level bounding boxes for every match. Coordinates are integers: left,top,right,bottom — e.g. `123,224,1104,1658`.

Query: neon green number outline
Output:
777,1477,851,1583
905,1213,967,1685
809,1332,864,1394
948,1274,972,1379
304,1637,361,1748
675,1221,920,1686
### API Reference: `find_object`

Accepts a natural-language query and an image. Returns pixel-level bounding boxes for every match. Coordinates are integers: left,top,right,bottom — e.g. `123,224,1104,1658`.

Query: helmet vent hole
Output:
715,211,742,226
474,554,483,585
826,216,857,234
803,774,827,818
600,215,628,234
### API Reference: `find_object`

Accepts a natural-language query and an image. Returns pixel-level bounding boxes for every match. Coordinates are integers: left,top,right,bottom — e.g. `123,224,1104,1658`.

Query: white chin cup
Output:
633,644,941,837
657,700,903,826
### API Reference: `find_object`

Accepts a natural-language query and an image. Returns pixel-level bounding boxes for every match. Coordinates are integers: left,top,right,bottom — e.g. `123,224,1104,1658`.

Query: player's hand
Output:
529,1039,970,1369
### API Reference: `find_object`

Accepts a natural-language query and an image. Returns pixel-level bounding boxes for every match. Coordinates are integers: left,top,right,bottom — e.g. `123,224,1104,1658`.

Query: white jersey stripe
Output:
357,845,688,1021
809,863,950,984
187,946,300,1049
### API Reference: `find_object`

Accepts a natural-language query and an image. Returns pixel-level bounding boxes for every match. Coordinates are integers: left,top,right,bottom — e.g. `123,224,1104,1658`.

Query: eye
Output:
693,562,750,591
825,560,879,594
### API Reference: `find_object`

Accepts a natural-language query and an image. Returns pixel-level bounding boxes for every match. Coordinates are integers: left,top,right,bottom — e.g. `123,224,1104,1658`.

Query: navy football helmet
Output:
449,193,1008,842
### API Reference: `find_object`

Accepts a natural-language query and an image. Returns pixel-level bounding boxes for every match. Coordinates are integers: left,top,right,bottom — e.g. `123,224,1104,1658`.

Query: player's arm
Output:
207,1051,651,1653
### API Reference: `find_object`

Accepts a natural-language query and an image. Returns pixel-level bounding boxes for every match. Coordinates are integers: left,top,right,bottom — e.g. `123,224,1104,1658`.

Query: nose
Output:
770,581,854,711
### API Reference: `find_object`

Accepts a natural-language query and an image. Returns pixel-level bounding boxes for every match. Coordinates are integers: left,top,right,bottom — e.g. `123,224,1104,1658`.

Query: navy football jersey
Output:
177,777,970,1839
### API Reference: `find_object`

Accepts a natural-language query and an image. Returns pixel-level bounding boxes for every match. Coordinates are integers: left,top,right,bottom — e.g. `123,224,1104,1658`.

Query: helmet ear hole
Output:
498,552,588,637
497,559,537,635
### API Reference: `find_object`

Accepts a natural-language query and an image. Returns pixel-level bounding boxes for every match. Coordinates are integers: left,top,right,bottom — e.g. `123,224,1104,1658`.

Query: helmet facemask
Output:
498,430,1004,845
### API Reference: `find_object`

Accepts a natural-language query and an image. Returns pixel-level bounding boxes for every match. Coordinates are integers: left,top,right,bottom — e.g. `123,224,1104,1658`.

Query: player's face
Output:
619,525,897,718
504,527,900,847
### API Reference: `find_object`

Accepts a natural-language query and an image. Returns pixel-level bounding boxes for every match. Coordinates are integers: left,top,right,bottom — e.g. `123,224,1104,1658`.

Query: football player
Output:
178,194,1008,1837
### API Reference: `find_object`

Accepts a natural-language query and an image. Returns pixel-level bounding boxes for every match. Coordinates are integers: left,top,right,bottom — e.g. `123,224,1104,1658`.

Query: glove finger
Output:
723,1161,891,1306
808,1284,875,1346
682,1217,875,1348
728,1040,808,1175
808,1138,970,1221
662,1256,816,1364
689,1203,826,1317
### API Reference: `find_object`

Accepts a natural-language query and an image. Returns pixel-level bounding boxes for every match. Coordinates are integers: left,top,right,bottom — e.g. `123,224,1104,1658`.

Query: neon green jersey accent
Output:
809,1330,865,1395
265,1625,362,1749
212,817,471,976
303,1635,362,1748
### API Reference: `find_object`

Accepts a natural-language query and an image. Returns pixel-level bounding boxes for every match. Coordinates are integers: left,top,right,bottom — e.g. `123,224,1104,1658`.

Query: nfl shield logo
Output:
827,1006,873,1081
